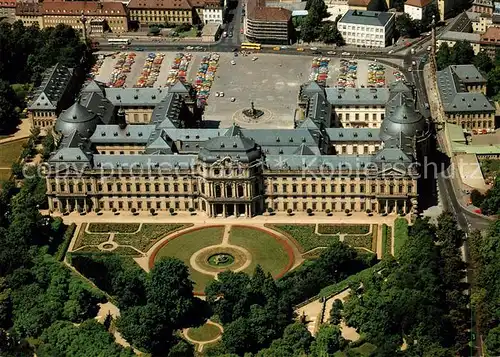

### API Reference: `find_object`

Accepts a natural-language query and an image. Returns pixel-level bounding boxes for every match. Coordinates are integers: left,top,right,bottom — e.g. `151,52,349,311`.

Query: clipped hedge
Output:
55,223,76,261
319,261,385,299
394,218,409,258
317,224,370,235
381,224,393,258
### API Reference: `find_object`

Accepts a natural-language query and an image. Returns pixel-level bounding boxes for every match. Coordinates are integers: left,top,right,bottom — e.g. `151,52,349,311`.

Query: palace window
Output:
174,184,179,192
116,183,122,192
183,184,188,192
107,183,112,192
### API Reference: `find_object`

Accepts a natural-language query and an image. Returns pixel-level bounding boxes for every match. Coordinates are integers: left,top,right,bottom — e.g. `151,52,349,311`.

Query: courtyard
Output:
91,51,402,129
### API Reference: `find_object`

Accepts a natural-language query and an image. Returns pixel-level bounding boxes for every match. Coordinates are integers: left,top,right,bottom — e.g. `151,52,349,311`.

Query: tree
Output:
168,340,195,357
41,132,56,160
450,40,474,66
169,207,175,215
486,326,500,356
310,325,345,356
256,323,313,357
149,208,155,216
329,299,343,325
487,66,500,98
470,189,485,207
0,80,20,134
131,207,137,215
436,42,452,70
395,13,419,38
480,177,500,215
306,208,313,216
474,51,493,73
287,208,293,216
319,22,344,45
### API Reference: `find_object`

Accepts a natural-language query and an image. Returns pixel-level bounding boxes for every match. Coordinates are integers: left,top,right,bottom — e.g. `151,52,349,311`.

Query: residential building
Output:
202,0,223,24
27,63,78,133
245,0,292,44
437,30,481,54
347,0,385,11
128,0,198,27
404,0,434,20
437,64,495,131
15,1,43,28
40,2,128,33
437,0,463,20
201,22,221,41
471,0,494,14
471,12,493,33
0,0,16,21
337,10,395,48
479,26,500,58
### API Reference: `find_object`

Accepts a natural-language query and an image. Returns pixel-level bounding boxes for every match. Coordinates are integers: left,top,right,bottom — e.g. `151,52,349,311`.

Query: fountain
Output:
208,253,235,267
242,101,264,120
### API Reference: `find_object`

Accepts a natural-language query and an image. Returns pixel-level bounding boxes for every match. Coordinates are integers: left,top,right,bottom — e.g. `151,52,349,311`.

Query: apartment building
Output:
479,26,500,58
437,64,495,131
437,30,481,54
202,0,223,24
0,0,16,21
128,0,198,26
471,0,494,14
40,2,128,33
404,0,434,20
245,0,292,44
472,12,493,33
337,10,395,48
15,1,43,27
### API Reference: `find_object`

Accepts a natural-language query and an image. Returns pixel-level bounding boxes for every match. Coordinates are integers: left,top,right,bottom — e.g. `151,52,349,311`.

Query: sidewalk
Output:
48,210,398,226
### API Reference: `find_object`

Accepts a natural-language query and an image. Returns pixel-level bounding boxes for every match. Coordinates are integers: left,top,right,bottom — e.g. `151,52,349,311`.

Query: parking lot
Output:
92,51,402,129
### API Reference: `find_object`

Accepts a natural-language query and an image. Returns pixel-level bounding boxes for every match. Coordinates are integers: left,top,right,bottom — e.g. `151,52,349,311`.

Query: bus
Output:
108,38,131,45
241,42,261,50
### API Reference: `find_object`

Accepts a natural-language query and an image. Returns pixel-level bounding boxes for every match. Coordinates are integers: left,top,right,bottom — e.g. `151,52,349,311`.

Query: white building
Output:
404,0,434,20
202,0,223,24
337,10,395,48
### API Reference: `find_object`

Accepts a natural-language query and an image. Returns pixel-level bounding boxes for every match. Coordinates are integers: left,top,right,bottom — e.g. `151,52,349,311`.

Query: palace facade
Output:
45,78,432,217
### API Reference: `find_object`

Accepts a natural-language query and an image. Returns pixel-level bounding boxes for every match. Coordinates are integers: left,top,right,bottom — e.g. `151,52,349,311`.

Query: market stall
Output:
108,52,136,88
308,57,330,86
193,53,220,107
135,53,164,88
166,53,192,86
367,62,385,88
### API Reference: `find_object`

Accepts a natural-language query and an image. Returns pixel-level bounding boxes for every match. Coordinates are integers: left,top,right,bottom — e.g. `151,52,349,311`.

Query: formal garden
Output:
150,225,294,294
72,223,192,255
267,224,378,258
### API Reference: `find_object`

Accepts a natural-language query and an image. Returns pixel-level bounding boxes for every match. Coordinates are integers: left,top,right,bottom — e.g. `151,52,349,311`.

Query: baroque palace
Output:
41,71,433,217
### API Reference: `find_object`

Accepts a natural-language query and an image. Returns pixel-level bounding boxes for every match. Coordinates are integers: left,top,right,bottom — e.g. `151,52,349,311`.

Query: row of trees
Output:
469,220,500,356
298,0,345,45
0,169,139,356
470,177,500,215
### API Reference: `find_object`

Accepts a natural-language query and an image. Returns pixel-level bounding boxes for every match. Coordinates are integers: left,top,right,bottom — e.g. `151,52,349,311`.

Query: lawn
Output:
394,218,409,258
73,223,110,249
381,224,393,258
343,233,373,250
317,224,370,235
267,224,339,252
334,343,377,356
178,27,198,38
228,227,291,277
186,323,221,342
0,169,11,183
113,223,191,252
153,226,224,293
0,139,27,167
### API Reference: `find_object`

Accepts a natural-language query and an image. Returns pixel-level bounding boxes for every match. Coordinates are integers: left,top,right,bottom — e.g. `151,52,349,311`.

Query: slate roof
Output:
326,128,380,141
307,92,332,127
438,31,480,42
79,91,115,125
339,10,394,27
437,66,495,113
104,87,170,106
28,63,73,111
449,65,486,84
326,87,389,106
93,154,197,170
264,154,376,171
90,125,155,144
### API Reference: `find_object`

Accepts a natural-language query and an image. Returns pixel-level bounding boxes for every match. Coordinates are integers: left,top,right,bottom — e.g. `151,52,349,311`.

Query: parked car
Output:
230,97,235,102
220,92,225,97
341,51,350,56
310,47,318,50
327,51,336,55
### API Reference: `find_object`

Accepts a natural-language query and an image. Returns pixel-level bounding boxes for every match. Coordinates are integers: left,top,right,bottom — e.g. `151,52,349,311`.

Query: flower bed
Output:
193,53,220,107
73,223,110,250
88,223,140,234
337,59,357,88
108,52,136,88
317,224,370,235
367,62,385,88
343,234,373,250
135,53,164,88
113,223,192,252
166,52,192,86
309,57,330,86
267,224,339,253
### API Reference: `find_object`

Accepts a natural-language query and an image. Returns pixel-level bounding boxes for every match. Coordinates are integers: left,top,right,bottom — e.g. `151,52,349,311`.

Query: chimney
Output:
117,107,127,129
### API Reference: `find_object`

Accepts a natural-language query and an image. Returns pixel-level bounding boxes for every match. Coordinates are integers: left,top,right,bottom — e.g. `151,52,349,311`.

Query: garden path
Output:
182,320,224,352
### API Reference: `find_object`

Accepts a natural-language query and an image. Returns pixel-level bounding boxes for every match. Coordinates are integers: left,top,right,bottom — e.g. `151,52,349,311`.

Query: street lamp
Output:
80,11,88,44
